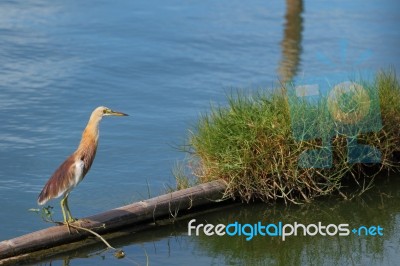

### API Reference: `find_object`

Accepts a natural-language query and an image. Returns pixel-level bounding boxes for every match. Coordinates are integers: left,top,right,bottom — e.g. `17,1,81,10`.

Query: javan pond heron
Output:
37,106,128,226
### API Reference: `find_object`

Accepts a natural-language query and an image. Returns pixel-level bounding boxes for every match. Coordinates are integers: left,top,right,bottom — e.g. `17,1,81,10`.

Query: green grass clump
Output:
184,70,400,203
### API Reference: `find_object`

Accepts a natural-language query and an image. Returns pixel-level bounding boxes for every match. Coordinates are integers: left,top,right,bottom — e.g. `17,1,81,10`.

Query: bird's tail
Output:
37,176,67,205
37,190,49,205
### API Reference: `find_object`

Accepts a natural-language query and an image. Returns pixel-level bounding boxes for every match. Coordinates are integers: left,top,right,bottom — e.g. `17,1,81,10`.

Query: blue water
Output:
0,0,399,265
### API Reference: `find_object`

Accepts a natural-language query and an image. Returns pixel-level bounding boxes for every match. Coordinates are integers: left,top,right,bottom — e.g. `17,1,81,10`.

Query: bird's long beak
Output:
108,109,129,116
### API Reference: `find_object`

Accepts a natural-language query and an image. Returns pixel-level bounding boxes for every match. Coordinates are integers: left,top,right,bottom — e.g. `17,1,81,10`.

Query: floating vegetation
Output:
181,70,400,203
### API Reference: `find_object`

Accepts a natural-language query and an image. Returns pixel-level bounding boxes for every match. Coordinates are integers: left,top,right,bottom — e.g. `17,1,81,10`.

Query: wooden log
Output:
0,179,228,263
0,202,241,266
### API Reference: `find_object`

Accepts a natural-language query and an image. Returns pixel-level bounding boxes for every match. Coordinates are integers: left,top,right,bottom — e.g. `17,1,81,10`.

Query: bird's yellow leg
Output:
60,196,68,224
64,195,76,223
60,196,72,234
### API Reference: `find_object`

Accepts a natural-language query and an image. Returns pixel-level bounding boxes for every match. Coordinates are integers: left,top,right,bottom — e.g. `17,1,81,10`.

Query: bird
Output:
37,106,128,227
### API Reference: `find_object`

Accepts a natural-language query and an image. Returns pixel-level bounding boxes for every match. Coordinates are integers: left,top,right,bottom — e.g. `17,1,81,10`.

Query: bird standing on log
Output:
37,106,128,227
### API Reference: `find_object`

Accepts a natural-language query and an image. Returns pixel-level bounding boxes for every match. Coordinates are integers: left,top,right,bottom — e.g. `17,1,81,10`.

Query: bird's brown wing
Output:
37,154,80,205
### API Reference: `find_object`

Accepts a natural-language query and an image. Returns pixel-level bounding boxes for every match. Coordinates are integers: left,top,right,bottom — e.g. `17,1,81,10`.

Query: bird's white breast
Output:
55,160,85,199
72,160,85,187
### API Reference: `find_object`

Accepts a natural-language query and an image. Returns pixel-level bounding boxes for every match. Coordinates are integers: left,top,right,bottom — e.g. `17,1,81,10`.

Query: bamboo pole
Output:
0,179,228,263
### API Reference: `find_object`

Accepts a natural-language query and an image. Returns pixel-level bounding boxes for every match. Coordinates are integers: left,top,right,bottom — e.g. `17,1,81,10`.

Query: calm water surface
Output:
0,0,399,265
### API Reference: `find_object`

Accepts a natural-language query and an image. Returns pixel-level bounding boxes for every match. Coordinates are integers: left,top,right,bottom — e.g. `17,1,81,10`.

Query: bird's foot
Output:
68,217,77,223
63,218,78,234
64,221,72,234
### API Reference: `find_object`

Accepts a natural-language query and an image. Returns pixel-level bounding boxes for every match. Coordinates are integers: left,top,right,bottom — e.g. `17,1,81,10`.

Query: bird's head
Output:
100,106,128,117
91,106,129,121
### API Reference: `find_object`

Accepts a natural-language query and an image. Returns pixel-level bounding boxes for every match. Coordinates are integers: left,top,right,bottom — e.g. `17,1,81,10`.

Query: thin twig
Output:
68,223,114,250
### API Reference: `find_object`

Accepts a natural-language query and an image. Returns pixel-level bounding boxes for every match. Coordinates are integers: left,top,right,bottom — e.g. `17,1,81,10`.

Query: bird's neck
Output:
78,115,101,150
